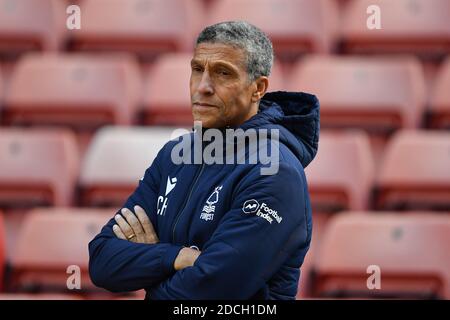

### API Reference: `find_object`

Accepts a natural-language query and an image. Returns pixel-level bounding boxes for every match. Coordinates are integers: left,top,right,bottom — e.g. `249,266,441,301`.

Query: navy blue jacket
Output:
88,91,320,300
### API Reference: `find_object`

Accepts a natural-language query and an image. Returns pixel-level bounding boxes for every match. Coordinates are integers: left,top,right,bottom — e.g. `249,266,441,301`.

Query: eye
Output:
191,65,203,72
217,69,230,76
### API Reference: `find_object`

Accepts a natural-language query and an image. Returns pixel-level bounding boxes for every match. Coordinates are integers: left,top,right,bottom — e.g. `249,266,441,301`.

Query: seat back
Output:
313,212,450,299
305,131,374,212
0,128,79,207
288,55,426,133
376,130,450,211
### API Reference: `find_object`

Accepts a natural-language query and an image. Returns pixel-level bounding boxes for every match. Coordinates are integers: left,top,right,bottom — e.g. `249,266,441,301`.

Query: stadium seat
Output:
375,130,450,211
288,55,426,133
79,126,180,206
268,62,286,92
207,0,339,59
305,131,375,212
3,53,141,129
312,212,450,299
296,211,332,299
429,56,450,129
0,211,4,291
142,53,192,125
0,128,79,207
0,0,66,58
9,208,113,294
70,0,205,59
142,54,286,126
341,0,450,57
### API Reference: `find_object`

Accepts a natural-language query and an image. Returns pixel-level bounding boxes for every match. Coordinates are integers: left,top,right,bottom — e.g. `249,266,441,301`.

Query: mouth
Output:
193,102,218,108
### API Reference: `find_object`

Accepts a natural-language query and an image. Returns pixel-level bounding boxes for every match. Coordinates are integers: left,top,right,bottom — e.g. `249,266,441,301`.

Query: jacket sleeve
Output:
147,162,311,299
88,144,183,293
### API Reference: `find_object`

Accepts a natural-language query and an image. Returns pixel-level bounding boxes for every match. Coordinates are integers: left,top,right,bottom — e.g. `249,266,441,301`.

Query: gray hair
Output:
195,21,274,81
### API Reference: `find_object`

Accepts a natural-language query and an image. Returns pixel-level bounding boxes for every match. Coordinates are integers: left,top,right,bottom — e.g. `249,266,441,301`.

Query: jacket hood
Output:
239,91,320,168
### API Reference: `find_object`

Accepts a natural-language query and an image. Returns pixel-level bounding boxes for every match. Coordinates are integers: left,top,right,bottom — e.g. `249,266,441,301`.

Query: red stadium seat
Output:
143,53,192,125
79,126,179,206
376,130,450,211
142,54,286,126
207,0,339,59
9,208,113,294
296,211,332,299
0,211,5,291
312,212,450,299
268,62,286,92
0,128,79,207
288,55,426,133
341,0,450,57
4,53,141,129
70,0,205,58
429,57,450,129
0,0,66,57
305,131,374,212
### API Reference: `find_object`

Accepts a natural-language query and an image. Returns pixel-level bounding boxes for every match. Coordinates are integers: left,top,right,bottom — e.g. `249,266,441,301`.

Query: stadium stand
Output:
429,56,450,129
312,212,450,299
3,53,141,129
0,0,448,301
0,0,67,58
288,55,426,134
305,130,375,212
0,128,79,207
69,0,205,59
8,208,113,295
340,0,450,58
375,130,450,211
79,126,179,207
207,0,339,59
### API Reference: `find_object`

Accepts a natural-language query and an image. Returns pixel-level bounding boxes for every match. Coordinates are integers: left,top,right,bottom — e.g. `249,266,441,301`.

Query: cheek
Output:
189,76,197,97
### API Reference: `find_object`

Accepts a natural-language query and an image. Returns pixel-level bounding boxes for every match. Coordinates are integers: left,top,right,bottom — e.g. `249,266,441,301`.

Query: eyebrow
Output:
190,59,240,73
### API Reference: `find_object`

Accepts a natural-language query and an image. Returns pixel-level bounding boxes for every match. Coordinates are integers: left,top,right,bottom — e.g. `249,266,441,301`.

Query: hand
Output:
174,247,201,271
113,205,159,244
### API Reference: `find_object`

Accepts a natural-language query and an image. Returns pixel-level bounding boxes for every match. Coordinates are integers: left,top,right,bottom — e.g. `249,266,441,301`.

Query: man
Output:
89,21,320,300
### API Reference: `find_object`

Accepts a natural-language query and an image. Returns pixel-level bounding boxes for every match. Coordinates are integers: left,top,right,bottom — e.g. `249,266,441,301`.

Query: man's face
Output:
190,43,257,129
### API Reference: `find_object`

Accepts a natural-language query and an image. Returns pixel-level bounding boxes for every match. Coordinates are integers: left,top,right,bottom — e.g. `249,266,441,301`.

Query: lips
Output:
193,102,218,108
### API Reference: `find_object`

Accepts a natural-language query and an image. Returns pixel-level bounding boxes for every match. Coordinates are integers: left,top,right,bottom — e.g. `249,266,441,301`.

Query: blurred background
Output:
0,0,449,300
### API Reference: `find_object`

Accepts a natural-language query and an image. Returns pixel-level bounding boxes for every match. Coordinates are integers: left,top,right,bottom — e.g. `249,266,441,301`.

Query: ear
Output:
251,76,269,103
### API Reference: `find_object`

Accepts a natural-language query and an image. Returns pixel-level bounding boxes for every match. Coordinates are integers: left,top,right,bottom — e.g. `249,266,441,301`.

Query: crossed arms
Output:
112,205,200,272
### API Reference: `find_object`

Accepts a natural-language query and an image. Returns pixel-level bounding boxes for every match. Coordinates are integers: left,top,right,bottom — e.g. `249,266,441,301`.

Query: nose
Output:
197,70,214,95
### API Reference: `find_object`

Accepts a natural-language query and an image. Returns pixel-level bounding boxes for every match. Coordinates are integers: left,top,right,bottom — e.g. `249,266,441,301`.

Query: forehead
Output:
192,43,247,69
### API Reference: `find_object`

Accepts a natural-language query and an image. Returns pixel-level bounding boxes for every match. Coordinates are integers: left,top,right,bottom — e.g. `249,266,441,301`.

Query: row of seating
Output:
0,127,449,211
299,211,450,299
0,208,448,299
1,53,450,130
1,0,449,59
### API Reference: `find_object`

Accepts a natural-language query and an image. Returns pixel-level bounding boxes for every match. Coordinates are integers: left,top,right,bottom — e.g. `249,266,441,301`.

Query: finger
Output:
114,214,135,240
113,224,126,240
135,205,159,243
134,205,157,237
121,208,144,237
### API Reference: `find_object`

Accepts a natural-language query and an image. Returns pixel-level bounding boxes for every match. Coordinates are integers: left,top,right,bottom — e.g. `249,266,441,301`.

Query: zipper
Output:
171,163,205,243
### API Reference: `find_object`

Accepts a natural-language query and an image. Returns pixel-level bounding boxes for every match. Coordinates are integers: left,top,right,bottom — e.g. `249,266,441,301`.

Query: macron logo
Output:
165,176,177,196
